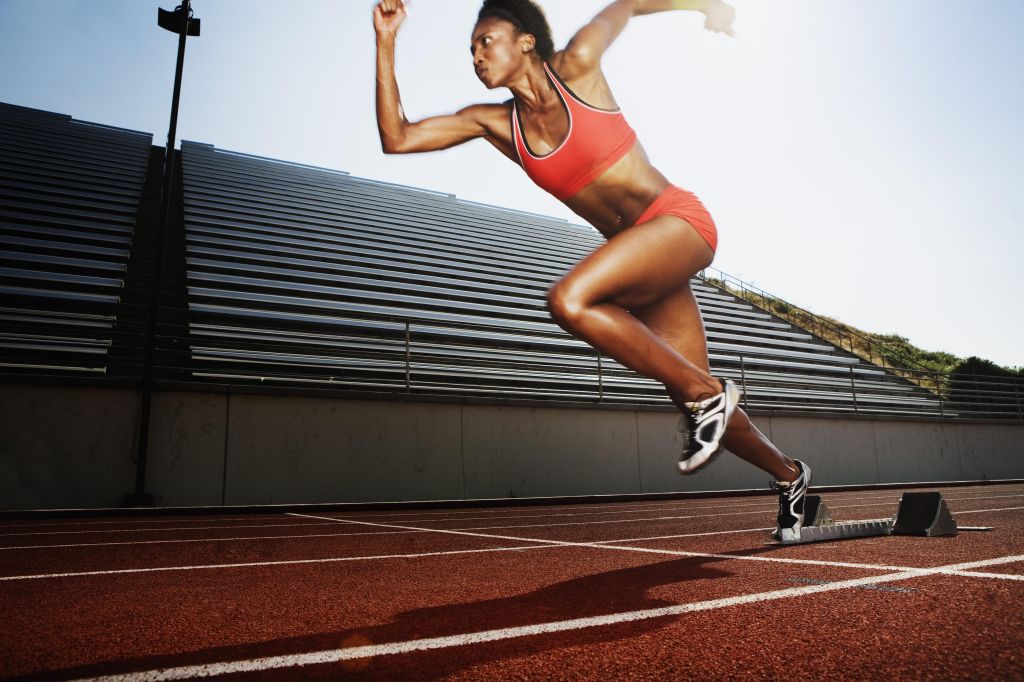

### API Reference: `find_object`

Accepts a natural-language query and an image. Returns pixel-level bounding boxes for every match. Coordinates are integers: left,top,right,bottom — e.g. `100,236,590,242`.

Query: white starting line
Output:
285,512,1024,582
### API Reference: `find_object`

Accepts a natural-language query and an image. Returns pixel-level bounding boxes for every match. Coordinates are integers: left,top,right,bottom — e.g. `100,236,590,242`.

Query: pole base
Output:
123,493,154,507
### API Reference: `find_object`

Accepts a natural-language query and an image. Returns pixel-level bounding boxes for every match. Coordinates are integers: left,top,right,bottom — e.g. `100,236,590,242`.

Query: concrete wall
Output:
0,384,140,509
2,384,1022,509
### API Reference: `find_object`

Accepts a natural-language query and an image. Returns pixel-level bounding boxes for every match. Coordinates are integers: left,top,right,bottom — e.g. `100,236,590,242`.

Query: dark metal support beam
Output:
126,2,199,507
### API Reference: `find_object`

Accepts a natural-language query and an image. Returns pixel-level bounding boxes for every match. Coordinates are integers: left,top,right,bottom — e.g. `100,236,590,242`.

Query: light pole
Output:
126,2,201,506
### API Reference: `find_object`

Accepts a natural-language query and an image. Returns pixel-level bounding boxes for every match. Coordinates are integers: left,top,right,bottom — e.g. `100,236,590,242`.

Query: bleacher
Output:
0,103,952,417
0,103,154,379
177,141,944,417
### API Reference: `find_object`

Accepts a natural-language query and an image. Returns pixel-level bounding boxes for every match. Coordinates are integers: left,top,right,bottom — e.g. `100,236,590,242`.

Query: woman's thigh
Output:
551,215,714,311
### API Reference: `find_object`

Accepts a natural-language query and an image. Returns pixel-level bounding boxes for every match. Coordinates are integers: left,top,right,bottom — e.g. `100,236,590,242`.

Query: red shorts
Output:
634,184,718,252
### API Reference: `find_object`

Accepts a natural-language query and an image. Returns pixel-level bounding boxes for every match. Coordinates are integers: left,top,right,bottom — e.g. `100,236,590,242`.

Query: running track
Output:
1,484,1023,680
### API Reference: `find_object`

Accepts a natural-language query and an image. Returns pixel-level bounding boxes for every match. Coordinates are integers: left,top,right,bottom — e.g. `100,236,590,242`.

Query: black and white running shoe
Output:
676,378,740,475
771,459,812,542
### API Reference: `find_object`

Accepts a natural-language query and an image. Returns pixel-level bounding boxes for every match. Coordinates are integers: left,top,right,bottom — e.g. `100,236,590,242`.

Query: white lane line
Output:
293,489,1024,518
0,525,780,580
0,503,787,535
299,496,848,522
0,529,428,551
2,502,782,532
0,522,347,537
66,553,1024,681
596,528,774,545
284,516,909,573
289,512,1024,580
952,570,1024,581
0,515,937,582
591,504,1024,548
6,505,1022,582
0,509,824,550
0,508,830,541
4,491,1020,532
239,489,1024,522
956,506,1024,514
597,527,775,543
0,516,301,530
3,499,853,537
0,496,773,527
0,511,776,543
1,523,773,552
216,492,1024,526
5,501,1022,552
594,545,1024,580
303,500,1022,533
0,527,773,580
0,543,560,582
0,496,788,529
0,500,776,528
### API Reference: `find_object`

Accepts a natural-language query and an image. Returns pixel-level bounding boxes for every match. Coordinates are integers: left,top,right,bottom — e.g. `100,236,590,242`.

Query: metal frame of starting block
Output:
774,492,994,545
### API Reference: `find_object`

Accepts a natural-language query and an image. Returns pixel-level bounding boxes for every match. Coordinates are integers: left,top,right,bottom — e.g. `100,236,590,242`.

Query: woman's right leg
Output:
631,284,799,483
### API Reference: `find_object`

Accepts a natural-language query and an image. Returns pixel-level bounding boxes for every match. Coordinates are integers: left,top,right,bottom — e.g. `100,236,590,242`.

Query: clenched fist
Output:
373,0,407,36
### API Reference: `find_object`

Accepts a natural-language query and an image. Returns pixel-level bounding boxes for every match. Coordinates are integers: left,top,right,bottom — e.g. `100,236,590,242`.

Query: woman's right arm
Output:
374,1,489,154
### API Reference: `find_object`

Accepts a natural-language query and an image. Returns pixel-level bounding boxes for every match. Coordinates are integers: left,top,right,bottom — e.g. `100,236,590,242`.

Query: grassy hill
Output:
703,276,1021,381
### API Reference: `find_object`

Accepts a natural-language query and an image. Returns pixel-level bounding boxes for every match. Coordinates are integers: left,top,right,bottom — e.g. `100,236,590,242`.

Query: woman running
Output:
373,0,811,541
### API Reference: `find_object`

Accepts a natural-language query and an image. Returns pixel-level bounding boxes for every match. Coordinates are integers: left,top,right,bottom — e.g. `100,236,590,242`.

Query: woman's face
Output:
470,17,532,89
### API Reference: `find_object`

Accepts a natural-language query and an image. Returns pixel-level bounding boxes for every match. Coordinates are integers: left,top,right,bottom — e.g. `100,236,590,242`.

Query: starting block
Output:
775,492,990,545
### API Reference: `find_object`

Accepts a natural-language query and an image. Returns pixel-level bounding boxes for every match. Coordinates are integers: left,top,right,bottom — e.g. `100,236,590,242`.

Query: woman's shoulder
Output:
548,49,602,82
545,53,616,111
459,101,513,125
460,101,512,114
453,101,514,141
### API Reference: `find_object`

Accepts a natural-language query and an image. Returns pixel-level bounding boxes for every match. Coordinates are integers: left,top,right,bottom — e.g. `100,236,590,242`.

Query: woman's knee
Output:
546,281,589,329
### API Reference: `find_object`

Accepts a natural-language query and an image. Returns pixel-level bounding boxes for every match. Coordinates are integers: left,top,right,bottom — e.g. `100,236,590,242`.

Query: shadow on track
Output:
25,546,794,681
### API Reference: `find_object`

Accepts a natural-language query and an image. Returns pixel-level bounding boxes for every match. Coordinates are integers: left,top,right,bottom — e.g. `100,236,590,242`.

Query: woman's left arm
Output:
556,0,734,79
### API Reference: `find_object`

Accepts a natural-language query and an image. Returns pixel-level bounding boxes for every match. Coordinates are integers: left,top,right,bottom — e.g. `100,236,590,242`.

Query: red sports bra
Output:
511,63,638,201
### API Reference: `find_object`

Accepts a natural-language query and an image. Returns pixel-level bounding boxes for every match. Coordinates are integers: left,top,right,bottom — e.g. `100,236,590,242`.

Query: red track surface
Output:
2,484,1023,680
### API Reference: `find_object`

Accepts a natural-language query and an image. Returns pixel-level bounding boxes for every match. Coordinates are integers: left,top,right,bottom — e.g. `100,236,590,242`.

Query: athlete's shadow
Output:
31,545,785,681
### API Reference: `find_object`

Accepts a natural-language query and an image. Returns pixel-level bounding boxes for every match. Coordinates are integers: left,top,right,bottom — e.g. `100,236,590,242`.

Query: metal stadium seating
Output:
4,102,1014,418
0,103,153,379
177,141,945,416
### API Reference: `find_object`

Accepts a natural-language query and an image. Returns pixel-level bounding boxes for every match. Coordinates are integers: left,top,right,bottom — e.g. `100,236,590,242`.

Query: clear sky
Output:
2,0,1022,368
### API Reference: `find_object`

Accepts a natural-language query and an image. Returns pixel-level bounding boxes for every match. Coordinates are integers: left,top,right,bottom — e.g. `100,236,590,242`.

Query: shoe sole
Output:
677,380,740,475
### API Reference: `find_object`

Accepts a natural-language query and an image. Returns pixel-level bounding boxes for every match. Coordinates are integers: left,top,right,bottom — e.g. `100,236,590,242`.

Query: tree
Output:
948,356,1024,417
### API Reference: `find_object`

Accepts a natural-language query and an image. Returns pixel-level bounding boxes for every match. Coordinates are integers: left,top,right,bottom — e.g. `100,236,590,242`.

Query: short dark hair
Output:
477,0,554,61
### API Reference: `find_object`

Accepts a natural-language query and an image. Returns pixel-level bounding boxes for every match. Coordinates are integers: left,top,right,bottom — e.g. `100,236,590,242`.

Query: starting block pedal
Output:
891,492,958,537
803,494,833,527
773,492,972,545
